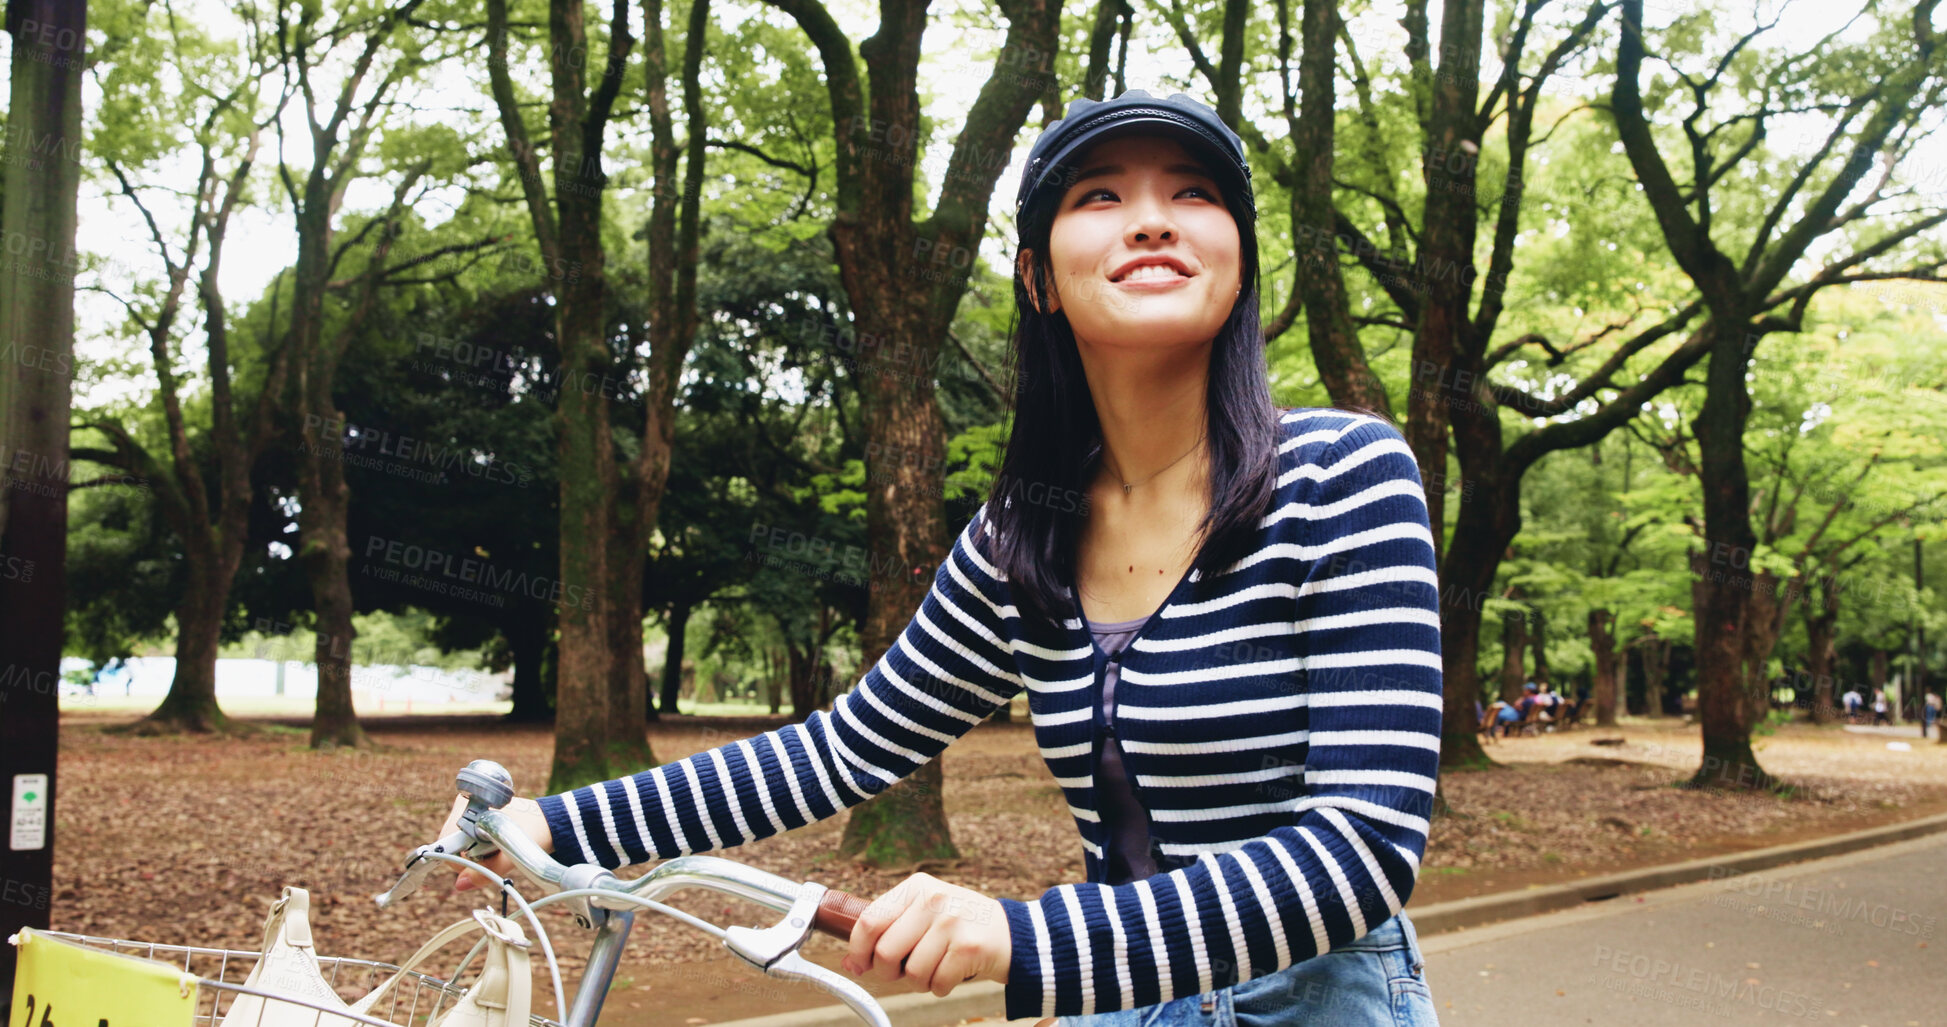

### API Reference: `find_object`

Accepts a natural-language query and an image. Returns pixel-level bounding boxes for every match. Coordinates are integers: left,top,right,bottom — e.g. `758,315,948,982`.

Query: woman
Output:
442,89,1441,1026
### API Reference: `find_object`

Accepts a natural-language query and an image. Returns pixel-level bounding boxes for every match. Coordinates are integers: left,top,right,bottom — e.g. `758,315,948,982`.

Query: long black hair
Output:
985,136,1283,633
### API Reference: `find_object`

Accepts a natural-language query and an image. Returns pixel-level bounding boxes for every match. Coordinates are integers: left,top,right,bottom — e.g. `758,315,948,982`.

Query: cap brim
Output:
1025,114,1247,211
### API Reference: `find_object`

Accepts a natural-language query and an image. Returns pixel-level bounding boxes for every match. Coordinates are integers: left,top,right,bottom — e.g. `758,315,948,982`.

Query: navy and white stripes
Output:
537,408,1443,1020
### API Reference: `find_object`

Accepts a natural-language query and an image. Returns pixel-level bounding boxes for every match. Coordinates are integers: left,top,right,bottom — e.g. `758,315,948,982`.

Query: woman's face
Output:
1023,133,1242,351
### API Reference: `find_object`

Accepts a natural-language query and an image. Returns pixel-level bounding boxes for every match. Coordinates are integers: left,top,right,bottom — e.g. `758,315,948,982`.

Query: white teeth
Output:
1119,264,1186,282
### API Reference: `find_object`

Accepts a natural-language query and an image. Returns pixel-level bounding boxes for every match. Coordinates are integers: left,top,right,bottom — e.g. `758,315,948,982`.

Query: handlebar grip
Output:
812,888,871,940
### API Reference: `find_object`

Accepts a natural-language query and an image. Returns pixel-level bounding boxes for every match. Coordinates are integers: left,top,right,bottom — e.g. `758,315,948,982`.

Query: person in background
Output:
1842,686,1863,722
1497,700,1522,736
1481,698,1517,741
1872,687,1892,726
1516,681,1539,715
1925,691,1942,736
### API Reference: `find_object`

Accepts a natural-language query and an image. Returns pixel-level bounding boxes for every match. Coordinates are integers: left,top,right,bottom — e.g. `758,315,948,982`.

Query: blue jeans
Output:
1054,912,1437,1027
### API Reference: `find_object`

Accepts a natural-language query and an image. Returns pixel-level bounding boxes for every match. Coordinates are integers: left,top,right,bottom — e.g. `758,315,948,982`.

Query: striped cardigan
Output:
537,408,1443,1020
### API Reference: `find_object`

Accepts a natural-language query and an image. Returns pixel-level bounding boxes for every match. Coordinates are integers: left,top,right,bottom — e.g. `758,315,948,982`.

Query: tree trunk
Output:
1739,570,1789,722
1917,539,1938,744
1529,605,1551,689
293,389,360,750
505,614,553,723
608,0,711,746
658,601,691,716
1499,606,1526,703
276,9,432,752
1803,575,1839,725
549,281,619,790
1641,637,1670,717
1688,321,1771,788
485,0,641,793
1691,562,1765,785
816,658,839,712
1590,608,1619,726
301,456,366,748
1402,0,1487,562
1081,0,1122,101
1869,647,1889,727
787,641,815,719
291,198,369,751
537,100,624,792
836,300,959,866
696,666,716,705
133,553,233,733
1288,0,1391,421
772,644,794,715
143,607,227,732
107,120,284,738
1436,468,1521,768
765,0,1055,866
606,508,655,758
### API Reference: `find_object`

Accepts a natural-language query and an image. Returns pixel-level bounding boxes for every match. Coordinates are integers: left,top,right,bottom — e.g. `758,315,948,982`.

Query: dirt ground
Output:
42,711,1947,1025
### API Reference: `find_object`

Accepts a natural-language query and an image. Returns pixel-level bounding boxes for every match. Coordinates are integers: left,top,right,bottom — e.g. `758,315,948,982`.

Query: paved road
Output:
1423,831,1946,1027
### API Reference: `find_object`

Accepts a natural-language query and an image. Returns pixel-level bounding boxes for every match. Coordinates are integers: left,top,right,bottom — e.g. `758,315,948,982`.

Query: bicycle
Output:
8,759,892,1027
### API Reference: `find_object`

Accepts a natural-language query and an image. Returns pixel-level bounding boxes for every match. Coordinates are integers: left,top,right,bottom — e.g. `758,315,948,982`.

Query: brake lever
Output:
722,882,827,969
373,828,480,908
760,950,893,1027
720,882,891,1027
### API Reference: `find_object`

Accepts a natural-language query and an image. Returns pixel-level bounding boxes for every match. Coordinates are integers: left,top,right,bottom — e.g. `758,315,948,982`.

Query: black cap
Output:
1015,89,1255,224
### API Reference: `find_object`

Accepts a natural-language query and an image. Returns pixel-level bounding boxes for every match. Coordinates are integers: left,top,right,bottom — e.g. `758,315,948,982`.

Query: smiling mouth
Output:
1112,265,1192,283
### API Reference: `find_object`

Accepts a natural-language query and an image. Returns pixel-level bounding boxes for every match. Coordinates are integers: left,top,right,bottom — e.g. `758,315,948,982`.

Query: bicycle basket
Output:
26,931,564,1027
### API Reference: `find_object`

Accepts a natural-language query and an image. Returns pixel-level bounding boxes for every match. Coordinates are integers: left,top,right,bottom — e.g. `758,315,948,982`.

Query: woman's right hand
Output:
439,793,554,893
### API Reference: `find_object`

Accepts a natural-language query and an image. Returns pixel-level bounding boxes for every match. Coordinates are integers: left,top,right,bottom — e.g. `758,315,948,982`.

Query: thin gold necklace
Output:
1106,432,1206,495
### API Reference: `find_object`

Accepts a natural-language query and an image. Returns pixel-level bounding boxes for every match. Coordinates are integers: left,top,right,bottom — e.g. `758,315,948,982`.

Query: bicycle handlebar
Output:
447,759,869,938
373,760,892,1027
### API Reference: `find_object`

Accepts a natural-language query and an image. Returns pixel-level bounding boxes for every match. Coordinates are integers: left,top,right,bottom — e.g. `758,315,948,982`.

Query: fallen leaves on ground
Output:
46,713,1947,1011
1431,721,1947,879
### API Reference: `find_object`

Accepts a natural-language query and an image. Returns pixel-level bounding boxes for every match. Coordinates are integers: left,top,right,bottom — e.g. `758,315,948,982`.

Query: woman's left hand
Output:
839,871,1011,996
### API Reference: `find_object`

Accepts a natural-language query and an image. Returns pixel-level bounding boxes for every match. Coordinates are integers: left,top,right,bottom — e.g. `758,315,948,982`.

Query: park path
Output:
1423,830,1946,1026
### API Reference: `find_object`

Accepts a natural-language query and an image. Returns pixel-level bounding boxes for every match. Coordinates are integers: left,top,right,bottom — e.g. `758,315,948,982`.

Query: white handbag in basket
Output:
218,886,532,1027
217,886,367,1027
350,909,532,1027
